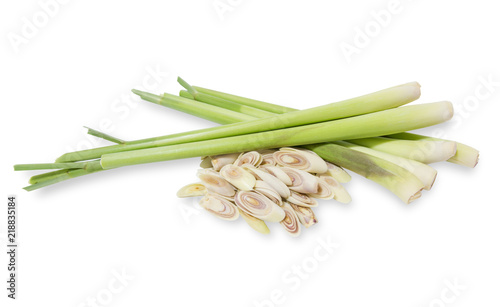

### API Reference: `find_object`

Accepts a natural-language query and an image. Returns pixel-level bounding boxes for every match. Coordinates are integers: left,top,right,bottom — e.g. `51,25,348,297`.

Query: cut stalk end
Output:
177,77,198,97
132,89,162,105
85,126,126,144
385,132,479,168
448,146,479,168
348,137,457,164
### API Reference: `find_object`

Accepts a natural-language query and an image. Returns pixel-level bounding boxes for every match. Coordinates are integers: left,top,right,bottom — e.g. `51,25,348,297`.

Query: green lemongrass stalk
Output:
14,162,89,171
23,161,103,191
193,84,478,167
347,137,457,164
85,126,126,144
99,101,454,169
141,91,255,124
386,132,479,168
29,169,68,184
56,82,421,163
192,86,297,114
179,90,193,99
306,143,424,203
179,90,274,118
338,141,437,190
178,77,275,118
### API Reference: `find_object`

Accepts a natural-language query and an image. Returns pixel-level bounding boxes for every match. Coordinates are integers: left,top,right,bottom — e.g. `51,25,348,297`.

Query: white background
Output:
1,0,499,306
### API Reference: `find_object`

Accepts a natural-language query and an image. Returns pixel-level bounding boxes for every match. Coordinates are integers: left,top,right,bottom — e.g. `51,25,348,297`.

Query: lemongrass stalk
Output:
386,132,479,168
192,83,420,114
29,169,68,184
14,162,88,171
85,126,126,144
193,84,478,168
306,143,424,203
178,88,275,118
28,166,102,185
141,91,255,124
99,101,454,170
347,137,457,164
23,161,104,191
338,141,437,190
25,172,80,191
56,82,421,163
192,86,297,114
180,88,273,118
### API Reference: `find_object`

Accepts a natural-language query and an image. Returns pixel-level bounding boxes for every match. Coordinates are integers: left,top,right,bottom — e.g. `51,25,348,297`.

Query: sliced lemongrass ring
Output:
197,169,235,197
176,183,207,198
199,193,239,221
274,147,328,173
234,191,285,223
280,202,301,237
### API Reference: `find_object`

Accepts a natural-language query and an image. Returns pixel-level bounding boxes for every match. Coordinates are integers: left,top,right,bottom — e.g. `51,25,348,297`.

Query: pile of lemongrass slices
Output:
177,148,352,236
